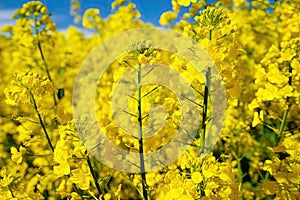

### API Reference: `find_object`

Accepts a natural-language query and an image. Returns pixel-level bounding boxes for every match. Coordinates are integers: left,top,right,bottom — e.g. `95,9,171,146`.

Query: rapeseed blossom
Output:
0,0,299,199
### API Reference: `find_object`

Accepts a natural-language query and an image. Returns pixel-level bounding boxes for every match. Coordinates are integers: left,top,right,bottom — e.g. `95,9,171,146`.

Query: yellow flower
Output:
256,84,278,101
177,0,196,7
191,171,203,184
172,0,181,13
40,6,47,14
233,0,246,7
262,181,281,195
178,194,194,200
267,66,288,86
168,187,184,199
0,169,13,187
263,158,280,175
111,0,127,10
202,164,218,178
252,110,263,127
71,192,81,200
104,193,112,200
54,161,71,177
10,146,26,164
82,8,101,29
291,58,300,74
159,11,177,26
70,163,92,190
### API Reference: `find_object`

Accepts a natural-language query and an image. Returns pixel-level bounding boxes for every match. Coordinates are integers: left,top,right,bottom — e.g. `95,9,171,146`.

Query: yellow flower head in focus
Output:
195,7,228,30
128,40,156,65
13,1,56,31
191,171,203,184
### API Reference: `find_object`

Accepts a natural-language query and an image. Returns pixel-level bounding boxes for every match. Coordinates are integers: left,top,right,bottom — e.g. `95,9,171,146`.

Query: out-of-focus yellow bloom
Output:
233,0,246,7
202,164,218,178
10,146,26,164
168,187,184,199
171,0,181,13
71,192,82,200
291,58,300,74
0,169,13,187
70,163,92,190
82,8,101,29
54,161,71,177
177,0,197,7
159,11,177,26
103,193,112,200
262,181,281,195
252,110,264,127
111,0,127,10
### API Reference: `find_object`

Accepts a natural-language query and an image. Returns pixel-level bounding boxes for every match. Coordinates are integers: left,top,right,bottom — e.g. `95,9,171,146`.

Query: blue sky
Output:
0,0,277,35
0,0,200,34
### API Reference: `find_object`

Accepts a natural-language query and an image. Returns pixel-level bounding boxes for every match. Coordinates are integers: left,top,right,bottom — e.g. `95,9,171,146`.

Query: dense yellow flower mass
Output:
0,0,299,199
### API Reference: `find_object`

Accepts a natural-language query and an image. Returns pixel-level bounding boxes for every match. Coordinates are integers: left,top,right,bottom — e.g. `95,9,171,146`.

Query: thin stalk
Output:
236,157,243,183
276,63,292,145
208,29,213,41
200,67,211,154
30,91,54,152
34,16,57,105
137,61,148,200
30,91,79,196
8,186,15,198
277,109,289,144
199,29,213,154
86,155,102,195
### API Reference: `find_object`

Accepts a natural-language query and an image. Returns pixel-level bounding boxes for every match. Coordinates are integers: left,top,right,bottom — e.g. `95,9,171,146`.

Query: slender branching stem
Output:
30,91,54,152
137,61,148,200
34,16,57,105
8,185,15,198
200,67,211,154
209,29,213,41
198,29,213,154
232,151,244,183
86,155,102,195
276,63,292,145
30,91,81,196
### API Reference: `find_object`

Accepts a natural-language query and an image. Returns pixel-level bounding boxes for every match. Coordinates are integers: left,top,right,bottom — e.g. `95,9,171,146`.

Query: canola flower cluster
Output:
0,0,299,199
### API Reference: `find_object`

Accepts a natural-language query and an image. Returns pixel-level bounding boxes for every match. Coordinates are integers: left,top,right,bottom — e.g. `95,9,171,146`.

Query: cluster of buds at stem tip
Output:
127,40,157,65
13,1,56,32
195,7,228,30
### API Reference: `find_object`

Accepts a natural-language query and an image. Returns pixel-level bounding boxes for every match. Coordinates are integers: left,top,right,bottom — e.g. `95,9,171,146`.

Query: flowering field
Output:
0,0,299,199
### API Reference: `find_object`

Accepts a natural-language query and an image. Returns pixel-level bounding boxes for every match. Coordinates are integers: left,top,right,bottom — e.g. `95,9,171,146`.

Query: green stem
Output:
86,155,102,195
208,29,212,41
276,63,292,145
30,91,54,152
30,91,79,195
277,108,289,144
232,151,243,184
137,61,148,200
264,171,269,181
200,67,211,154
198,30,212,155
34,16,57,105
8,185,15,198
